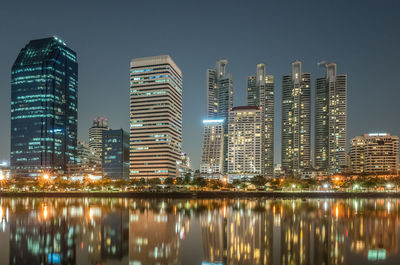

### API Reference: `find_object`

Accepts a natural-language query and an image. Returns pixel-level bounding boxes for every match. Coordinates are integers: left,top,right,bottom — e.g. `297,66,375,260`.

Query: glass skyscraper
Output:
247,63,274,177
315,62,347,174
204,60,233,173
11,37,78,177
281,61,311,176
102,129,129,179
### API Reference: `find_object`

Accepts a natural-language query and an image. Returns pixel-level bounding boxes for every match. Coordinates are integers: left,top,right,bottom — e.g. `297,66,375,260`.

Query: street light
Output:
42,174,49,180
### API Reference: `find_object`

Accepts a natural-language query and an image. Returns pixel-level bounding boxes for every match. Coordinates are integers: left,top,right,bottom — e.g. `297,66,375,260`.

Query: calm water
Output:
0,197,399,265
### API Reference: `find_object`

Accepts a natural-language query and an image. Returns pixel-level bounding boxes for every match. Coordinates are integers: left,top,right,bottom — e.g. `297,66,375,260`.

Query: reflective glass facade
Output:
11,37,78,177
102,129,129,179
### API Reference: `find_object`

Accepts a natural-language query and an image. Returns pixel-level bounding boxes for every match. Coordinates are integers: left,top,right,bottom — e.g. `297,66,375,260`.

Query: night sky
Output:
0,0,399,169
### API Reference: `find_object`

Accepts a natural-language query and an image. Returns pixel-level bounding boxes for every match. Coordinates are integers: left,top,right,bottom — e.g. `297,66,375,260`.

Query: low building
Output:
178,152,194,178
102,129,129,179
350,133,399,175
228,106,262,179
67,141,102,177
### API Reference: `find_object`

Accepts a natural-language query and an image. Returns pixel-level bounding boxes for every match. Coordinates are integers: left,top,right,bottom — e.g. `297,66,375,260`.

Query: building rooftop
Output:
230,106,260,111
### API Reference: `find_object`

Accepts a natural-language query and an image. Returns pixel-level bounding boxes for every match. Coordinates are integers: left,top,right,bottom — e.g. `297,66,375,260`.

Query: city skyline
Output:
0,1,399,170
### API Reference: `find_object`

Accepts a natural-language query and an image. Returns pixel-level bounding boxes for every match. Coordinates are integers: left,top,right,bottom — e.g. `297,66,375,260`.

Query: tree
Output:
164,177,174,185
251,175,266,187
192,177,207,188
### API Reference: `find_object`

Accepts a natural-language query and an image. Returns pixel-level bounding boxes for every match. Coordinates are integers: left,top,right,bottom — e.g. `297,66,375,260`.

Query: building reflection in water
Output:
0,198,398,265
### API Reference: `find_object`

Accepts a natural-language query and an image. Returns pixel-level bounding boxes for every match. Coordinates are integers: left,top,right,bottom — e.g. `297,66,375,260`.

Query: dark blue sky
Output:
0,0,399,169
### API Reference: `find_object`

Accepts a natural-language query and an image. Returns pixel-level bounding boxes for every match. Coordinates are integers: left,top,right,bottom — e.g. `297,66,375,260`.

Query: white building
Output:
200,119,224,178
89,117,109,162
350,133,399,174
228,106,262,179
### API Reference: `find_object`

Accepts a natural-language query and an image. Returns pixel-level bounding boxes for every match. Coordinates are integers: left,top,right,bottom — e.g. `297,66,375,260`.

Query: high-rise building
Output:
247,63,274,177
130,55,182,179
205,60,233,172
281,61,311,176
102,129,129,179
350,133,399,174
10,37,78,177
228,106,262,179
315,62,347,174
200,119,225,177
89,117,109,162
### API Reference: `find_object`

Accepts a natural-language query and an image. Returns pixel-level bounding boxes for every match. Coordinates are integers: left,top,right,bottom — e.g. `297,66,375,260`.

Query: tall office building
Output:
281,61,311,176
10,37,78,177
350,133,399,174
228,106,262,178
247,63,274,177
130,55,182,178
205,60,233,172
102,129,129,179
200,119,225,177
315,62,347,174
89,117,109,162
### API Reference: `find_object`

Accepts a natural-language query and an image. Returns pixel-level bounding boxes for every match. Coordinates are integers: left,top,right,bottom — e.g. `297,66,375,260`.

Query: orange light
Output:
43,174,49,180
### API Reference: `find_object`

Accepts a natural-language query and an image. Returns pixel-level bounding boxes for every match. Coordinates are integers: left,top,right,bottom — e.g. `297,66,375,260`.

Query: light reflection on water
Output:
0,197,399,265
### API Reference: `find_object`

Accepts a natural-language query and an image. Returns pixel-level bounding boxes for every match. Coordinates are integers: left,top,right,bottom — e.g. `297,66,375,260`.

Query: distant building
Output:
89,117,110,162
228,106,262,179
67,141,101,177
102,129,129,179
350,133,399,174
10,37,78,177
130,55,182,178
200,119,224,178
247,63,274,177
282,61,311,176
315,62,347,174
178,152,194,178
206,60,233,172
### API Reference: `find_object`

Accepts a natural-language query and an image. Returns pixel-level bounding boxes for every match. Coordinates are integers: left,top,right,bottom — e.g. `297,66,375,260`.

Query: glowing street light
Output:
323,183,329,189
42,174,49,180
386,183,392,189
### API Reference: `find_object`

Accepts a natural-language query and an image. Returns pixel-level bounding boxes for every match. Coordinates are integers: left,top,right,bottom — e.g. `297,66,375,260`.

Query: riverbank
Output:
1,191,400,198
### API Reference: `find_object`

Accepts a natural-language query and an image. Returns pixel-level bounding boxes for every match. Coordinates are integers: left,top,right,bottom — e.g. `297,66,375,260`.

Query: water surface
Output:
0,197,399,265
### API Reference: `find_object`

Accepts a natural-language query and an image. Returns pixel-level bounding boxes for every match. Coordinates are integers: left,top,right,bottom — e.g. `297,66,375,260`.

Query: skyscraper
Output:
205,60,233,172
228,106,262,178
247,63,274,177
102,129,129,179
89,117,109,162
130,55,182,179
281,61,311,176
10,37,78,177
315,62,347,174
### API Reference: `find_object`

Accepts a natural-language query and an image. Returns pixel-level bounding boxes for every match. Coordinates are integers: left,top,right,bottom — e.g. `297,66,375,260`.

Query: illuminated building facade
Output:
200,119,225,177
281,61,311,176
102,129,129,179
350,133,399,174
247,63,274,177
228,106,262,178
130,55,183,178
315,62,347,174
89,117,109,162
206,60,233,172
10,37,78,177
67,141,101,176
